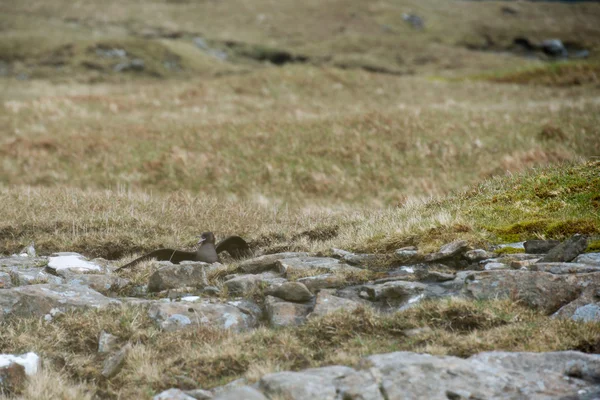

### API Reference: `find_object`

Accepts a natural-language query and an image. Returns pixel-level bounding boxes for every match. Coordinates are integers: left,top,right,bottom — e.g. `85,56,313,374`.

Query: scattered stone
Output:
524,239,560,254
531,263,600,274
394,246,419,261
212,386,266,400
98,330,119,354
265,282,313,302
414,269,455,282
147,301,257,332
264,295,312,327
46,252,103,274
574,253,600,266
0,284,120,322
494,242,525,251
239,252,310,274
538,234,588,263
309,289,361,318
154,388,197,400
101,345,129,379
148,262,210,293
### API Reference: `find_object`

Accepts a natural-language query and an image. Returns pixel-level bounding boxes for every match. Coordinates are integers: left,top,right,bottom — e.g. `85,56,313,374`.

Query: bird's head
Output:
197,232,216,245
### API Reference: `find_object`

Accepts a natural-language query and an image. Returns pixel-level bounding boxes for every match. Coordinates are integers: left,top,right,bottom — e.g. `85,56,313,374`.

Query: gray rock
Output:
213,386,266,400
414,269,455,282
67,274,130,294
463,270,600,314
524,239,560,254
184,388,213,400
114,58,145,72
239,253,310,274
0,352,40,394
331,248,386,266
0,272,12,289
148,263,210,293
541,39,568,57
360,281,427,309
226,300,263,321
424,240,469,263
571,303,600,322
309,289,361,318
0,256,48,269
265,282,313,302
264,295,312,327
574,253,600,266
0,284,120,322
101,345,129,379
464,249,494,262
147,301,257,332
484,262,510,271
8,268,63,286
531,263,600,274
153,388,197,400
259,371,337,400
98,330,119,354
297,273,347,292
223,273,285,296
335,369,384,400
538,234,588,263
394,247,420,262
277,257,363,276
47,252,104,274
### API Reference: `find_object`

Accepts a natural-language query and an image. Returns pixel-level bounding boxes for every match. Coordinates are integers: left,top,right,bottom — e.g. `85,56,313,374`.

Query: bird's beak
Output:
196,236,206,245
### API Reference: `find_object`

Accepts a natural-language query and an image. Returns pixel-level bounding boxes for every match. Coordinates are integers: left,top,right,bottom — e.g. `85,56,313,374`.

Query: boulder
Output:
297,273,347,292
148,262,210,293
0,284,120,321
423,240,469,263
464,249,494,263
264,295,312,327
239,253,310,274
524,239,560,254
309,289,362,318
259,371,337,400
147,301,257,332
463,270,600,314
538,234,588,263
265,282,313,302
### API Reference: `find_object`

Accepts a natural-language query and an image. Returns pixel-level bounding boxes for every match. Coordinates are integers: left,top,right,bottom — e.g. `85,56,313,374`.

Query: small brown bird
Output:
115,232,250,271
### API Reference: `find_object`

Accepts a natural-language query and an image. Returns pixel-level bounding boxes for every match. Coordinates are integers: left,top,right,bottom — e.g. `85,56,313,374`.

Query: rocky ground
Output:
1,234,599,399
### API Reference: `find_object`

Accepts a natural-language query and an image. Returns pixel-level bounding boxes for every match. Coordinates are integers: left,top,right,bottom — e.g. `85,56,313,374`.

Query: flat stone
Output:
484,262,510,270
574,253,600,266
276,257,363,276
67,274,130,294
213,386,267,400
331,248,388,266
524,239,560,254
538,234,588,263
7,268,63,286
335,370,384,400
0,256,48,269
309,289,361,318
360,281,427,305
147,301,257,332
223,273,285,296
264,295,312,327
148,263,210,293
47,253,103,274
259,371,337,400
531,263,600,274
297,273,347,292
464,249,494,263
0,284,121,322
153,388,197,400
423,240,469,262
239,253,310,274
265,282,313,302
